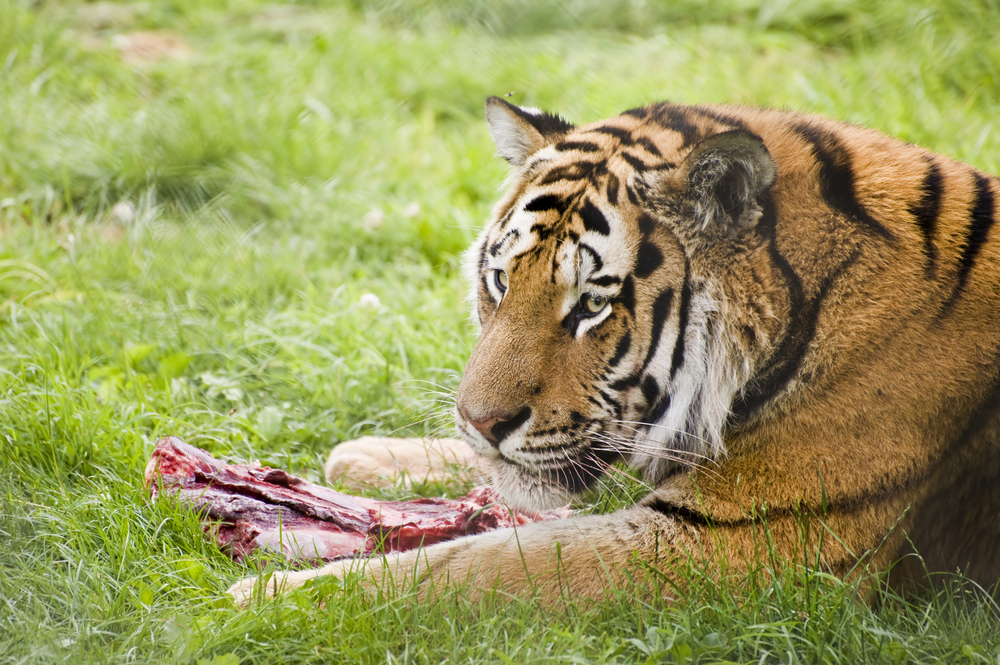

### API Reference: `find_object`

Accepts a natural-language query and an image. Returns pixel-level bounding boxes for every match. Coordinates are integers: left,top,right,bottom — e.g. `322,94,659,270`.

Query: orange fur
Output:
230,101,1000,605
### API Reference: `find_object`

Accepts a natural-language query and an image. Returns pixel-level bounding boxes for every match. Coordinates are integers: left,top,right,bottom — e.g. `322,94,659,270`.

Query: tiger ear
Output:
681,130,777,236
485,96,575,167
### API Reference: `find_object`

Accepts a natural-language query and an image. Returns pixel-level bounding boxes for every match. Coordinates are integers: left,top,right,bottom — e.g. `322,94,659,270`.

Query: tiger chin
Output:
228,97,1000,606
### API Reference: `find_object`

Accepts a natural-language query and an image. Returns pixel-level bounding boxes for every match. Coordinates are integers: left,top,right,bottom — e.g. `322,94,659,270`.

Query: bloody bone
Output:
145,436,570,564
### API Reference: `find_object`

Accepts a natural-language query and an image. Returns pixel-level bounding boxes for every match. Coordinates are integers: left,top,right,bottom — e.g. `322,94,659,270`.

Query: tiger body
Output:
229,100,1000,604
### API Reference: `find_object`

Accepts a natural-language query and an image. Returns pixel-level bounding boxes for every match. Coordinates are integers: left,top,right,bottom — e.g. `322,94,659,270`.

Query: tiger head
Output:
455,97,787,509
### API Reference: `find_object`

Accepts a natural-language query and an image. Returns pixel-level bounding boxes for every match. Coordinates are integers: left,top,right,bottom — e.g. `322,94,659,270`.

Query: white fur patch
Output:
486,105,540,166
629,279,749,483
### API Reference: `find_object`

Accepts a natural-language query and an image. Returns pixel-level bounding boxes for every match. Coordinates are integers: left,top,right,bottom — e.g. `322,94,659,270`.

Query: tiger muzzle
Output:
458,405,533,448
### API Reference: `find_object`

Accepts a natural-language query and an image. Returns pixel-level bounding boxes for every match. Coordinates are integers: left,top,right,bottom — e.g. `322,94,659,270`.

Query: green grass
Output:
2,0,1000,662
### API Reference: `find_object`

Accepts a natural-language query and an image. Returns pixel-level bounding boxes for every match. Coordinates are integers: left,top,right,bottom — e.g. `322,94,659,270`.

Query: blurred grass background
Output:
1,0,999,662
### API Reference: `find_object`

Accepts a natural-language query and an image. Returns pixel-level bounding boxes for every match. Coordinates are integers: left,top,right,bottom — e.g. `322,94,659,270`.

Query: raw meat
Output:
145,436,570,565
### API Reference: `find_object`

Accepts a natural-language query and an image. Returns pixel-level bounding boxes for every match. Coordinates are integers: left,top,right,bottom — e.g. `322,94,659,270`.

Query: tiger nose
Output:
459,406,532,448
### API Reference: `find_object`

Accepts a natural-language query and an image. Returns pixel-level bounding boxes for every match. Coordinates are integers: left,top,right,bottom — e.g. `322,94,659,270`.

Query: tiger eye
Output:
582,293,607,314
495,270,509,292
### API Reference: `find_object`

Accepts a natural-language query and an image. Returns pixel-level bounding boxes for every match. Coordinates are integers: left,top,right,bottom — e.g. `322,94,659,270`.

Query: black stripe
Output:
646,485,900,529
620,152,651,171
479,274,496,306
579,199,611,235
524,194,565,213
619,275,636,315
608,331,632,368
578,243,604,272
591,126,634,144
626,183,640,205
561,310,581,336
690,105,748,131
530,223,555,241
641,375,660,405
489,228,520,257
556,141,601,153
634,242,664,279
623,106,651,120
609,374,641,391
643,395,672,426
497,205,516,231
522,157,552,180
727,194,802,423
606,173,620,204
597,388,621,410
669,281,691,379
477,237,488,272
649,104,703,148
731,248,861,422
639,288,675,374
908,159,943,279
793,122,897,242
637,213,656,237
636,137,662,157
643,498,710,526
647,379,1000,525
539,160,607,186
512,243,547,266
498,99,575,136
589,274,621,287
941,172,997,315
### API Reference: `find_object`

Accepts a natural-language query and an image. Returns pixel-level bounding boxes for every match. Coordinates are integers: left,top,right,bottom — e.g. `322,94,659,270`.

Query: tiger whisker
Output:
607,421,719,462
588,438,703,472
590,434,711,465
610,419,717,449
596,459,653,496
591,459,641,496
587,433,724,483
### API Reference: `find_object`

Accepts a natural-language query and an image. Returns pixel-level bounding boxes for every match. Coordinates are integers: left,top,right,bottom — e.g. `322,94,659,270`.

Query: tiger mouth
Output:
496,443,621,497
455,405,627,506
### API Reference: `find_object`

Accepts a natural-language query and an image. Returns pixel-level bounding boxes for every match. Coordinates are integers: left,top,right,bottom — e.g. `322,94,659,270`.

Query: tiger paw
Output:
228,561,359,607
226,568,321,607
226,574,268,607
323,436,485,489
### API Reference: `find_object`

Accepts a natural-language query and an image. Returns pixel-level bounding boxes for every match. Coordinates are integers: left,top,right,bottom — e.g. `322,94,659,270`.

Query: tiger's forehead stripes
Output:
488,185,637,294
581,125,677,174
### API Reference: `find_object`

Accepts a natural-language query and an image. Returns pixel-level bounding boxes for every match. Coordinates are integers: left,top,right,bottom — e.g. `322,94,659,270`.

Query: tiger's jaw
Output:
454,404,624,510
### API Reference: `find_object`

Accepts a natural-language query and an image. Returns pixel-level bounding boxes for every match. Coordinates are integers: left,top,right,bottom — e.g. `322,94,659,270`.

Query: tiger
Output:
229,97,1000,605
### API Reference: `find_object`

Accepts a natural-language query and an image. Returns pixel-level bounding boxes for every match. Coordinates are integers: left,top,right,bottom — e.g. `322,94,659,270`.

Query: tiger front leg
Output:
322,436,484,489
227,506,701,606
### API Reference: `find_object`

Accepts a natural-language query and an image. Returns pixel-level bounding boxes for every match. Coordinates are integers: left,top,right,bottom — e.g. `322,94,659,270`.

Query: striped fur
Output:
230,99,1000,605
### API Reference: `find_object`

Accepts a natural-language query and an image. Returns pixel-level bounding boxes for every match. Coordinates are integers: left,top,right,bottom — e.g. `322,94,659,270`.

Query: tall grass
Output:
2,0,999,662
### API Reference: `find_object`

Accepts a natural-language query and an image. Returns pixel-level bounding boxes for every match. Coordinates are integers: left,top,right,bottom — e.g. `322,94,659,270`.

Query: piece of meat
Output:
145,436,570,565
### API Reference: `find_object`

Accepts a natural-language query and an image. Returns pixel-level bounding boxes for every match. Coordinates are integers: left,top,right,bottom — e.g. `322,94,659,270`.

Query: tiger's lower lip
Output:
497,452,532,470
496,452,573,476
